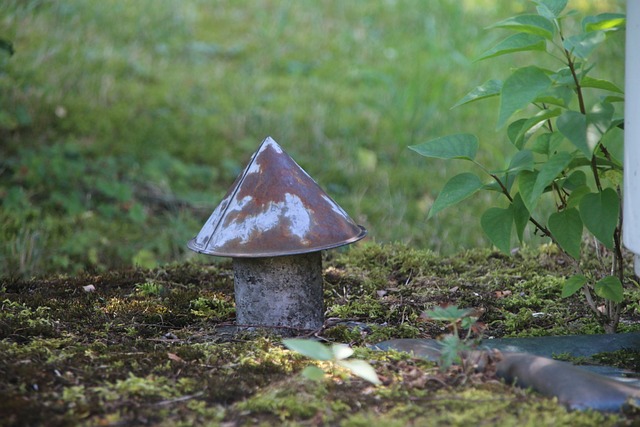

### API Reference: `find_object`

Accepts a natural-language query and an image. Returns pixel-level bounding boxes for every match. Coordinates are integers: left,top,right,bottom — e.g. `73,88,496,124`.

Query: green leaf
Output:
428,173,484,218
594,276,623,303
283,339,333,361
603,169,623,187
536,85,573,108
557,111,590,158
409,134,478,160
566,185,591,209
336,359,381,385
507,119,527,146
498,66,552,129
601,126,624,165
514,108,561,148
452,80,502,109
562,274,587,298
439,334,463,369
424,305,474,321
586,102,614,152
506,150,534,175
460,316,477,329
489,14,555,40
611,117,624,130
512,193,530,243
536,151,572,190
583,13,626,32
301,365,326,381
530,150,572,203
563,31,606,59
580,76,623,93
518,152,572,212
518,170,539,212
331,344,354,360
562,170,587,191
476,33,546,61
579,188,619,249
604,95,624,104
530,134,551,156
530,132,563,155
484,173,516,194
551,66,575,85
481,206,513,254
548,208,583,259
533,0,568,18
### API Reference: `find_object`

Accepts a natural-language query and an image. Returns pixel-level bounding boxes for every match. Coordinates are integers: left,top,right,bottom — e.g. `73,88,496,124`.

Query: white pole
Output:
624,1,640,275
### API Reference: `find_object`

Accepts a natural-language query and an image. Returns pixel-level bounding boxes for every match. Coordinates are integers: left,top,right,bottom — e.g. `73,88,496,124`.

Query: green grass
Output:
0,0,625,276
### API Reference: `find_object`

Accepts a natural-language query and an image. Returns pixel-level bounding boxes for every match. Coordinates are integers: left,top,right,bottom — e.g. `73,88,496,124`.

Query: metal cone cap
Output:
188,137,367,257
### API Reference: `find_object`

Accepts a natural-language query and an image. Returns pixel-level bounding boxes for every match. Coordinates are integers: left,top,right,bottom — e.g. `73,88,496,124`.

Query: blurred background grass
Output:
0,0,625,276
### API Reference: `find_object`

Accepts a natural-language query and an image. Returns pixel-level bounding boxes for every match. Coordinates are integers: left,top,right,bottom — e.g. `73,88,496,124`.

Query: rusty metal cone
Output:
188,136,367,258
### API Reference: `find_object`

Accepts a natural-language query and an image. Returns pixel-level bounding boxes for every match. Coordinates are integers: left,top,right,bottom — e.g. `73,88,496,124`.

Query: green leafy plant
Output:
135,281,164,297
410,0,625,333
423,305,481,371
282,339,381,385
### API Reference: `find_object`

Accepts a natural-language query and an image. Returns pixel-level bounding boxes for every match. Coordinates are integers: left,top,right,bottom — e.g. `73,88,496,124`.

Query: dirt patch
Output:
1,243,638,425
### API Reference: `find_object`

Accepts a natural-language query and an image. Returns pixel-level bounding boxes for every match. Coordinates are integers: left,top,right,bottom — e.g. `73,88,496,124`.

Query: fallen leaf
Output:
471,321,486,335
494,290,512,298
167,353,184,363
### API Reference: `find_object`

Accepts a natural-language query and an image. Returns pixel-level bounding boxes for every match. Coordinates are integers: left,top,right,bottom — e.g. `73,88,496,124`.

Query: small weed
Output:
135,281,164,297
283,339,381,385
422,305,482,371
410,0,627,333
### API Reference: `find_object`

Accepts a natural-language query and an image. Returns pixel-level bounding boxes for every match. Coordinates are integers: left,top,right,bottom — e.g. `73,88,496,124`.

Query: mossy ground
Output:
1,243,640,426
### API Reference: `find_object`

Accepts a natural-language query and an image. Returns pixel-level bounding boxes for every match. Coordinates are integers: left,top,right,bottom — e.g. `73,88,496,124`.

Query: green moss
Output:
1,243,640,425
189,292,236,320
323,324,369,343
0,299,58,339
235,378,330,422
592,349,640,372
325,243,624,338
341,386,621,426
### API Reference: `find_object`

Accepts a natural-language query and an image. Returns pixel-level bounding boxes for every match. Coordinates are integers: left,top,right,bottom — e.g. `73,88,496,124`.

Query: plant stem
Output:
561,31,603,192
489,173,513,203
486,172,555,242
476,160,557,242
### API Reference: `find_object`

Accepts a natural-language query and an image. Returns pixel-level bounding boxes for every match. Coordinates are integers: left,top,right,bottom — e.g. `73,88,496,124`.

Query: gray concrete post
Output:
232,252,324,330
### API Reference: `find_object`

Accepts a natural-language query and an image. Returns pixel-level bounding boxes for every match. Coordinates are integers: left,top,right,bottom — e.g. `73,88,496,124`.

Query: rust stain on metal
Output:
188,137,366,257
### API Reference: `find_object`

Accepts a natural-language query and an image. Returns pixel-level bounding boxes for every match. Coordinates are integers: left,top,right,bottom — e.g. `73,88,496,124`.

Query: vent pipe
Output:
624,2,640,275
